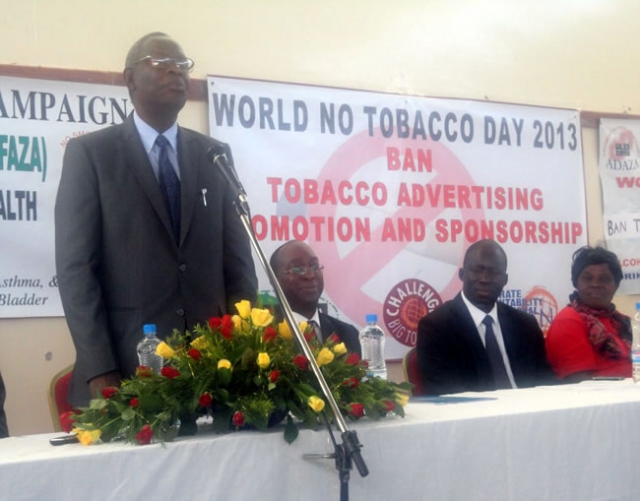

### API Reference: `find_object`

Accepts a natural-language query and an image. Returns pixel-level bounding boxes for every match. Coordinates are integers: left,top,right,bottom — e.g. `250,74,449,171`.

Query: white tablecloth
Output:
2,380,640,501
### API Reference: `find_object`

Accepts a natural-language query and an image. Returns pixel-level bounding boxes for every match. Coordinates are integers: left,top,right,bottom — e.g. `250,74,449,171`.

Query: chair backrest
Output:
402,347,426,396
48,364,75,432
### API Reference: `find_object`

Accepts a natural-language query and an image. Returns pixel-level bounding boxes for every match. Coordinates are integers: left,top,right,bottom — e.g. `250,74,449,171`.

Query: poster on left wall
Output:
0,76,130,318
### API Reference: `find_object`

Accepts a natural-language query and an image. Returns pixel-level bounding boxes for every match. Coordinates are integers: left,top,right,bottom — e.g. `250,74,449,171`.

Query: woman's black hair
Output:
570,246,623,288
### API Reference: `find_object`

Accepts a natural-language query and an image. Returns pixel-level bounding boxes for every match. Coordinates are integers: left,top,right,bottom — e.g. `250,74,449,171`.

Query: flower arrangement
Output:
65,300,411,445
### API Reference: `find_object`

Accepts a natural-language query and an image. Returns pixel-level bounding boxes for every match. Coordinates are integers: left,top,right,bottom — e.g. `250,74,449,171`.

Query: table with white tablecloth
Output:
2,380,640,501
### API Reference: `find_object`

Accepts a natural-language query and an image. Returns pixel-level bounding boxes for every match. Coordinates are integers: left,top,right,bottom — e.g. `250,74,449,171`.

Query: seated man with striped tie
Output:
416,239,555,395
270,240,361,356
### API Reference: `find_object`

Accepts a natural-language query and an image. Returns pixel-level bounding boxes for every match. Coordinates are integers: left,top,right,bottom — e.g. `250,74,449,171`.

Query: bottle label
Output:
632,351,640,364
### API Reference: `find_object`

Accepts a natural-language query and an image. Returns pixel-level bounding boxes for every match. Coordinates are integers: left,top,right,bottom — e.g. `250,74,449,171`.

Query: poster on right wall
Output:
598,118,640,295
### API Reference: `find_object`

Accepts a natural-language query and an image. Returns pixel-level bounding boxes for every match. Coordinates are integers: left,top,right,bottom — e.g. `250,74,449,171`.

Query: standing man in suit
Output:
416,239,554,395
270,240,361,355
55,32,257,406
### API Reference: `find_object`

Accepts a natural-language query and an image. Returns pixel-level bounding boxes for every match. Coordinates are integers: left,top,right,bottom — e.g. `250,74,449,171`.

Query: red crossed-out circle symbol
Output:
309,127,483,331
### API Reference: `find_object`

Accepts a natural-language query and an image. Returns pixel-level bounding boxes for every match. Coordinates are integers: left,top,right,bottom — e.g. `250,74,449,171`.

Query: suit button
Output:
179,264,186,272
176,309,185,317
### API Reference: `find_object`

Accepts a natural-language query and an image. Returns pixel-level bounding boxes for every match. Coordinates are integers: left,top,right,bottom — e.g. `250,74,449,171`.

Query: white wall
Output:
1,0,639,435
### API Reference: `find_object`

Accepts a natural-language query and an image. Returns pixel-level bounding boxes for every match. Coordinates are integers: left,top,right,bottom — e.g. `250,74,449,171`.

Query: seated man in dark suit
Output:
270,240,361,356
0,371,8,438
416,239,555,395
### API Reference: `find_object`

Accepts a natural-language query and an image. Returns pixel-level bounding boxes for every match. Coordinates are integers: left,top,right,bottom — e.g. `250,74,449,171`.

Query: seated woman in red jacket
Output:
546,246,631,382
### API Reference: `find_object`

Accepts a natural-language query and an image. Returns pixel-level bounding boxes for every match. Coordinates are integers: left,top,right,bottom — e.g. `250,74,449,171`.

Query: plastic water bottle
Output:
359,314,387,379
137,324,164,374
632,303,640,383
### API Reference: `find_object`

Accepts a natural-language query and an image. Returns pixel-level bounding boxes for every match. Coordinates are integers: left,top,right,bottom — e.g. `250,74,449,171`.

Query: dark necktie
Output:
309,320,322,343
483,315,511,389
156,135,181,243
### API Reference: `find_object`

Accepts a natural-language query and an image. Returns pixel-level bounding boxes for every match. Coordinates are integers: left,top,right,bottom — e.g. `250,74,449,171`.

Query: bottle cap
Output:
365,314,378,323
143,324,156,335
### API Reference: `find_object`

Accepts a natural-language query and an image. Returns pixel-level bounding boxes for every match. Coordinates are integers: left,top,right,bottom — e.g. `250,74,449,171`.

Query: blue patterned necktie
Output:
155,135,181,243
483,315,511,389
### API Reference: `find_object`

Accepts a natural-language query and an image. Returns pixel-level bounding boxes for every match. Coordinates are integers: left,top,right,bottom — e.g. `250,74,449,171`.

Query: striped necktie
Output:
309,320,322,343
155,135,181,243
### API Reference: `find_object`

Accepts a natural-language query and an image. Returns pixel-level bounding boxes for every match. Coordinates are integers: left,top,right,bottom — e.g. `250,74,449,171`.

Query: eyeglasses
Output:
134,56,195,73
284,264,324,276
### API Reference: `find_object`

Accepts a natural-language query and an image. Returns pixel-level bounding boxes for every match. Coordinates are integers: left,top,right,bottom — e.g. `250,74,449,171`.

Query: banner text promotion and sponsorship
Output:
207,77,587,359
0,77,130,318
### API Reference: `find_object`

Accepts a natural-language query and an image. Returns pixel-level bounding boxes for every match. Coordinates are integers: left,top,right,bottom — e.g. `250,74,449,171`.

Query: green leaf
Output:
253,376,263,386
267,382,276,391
120,408,135,421
89,399,108,410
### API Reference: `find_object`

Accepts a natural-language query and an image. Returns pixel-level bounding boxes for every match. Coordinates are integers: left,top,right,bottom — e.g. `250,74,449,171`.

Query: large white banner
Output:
0,76,130,318
208,76,587,359
598,118,640,295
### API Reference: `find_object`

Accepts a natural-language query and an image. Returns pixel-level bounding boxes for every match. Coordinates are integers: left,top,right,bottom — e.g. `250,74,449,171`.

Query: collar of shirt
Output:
460,291,498,335
132,111,180,180
290,310,321,328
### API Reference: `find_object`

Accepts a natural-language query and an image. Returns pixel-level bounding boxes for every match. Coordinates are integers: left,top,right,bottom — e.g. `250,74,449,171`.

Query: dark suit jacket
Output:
319,312,361,357
416,293,555,395
55,115,257,406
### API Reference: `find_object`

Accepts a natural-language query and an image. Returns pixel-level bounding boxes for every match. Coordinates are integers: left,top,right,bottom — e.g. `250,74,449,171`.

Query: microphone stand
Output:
210,149,369,501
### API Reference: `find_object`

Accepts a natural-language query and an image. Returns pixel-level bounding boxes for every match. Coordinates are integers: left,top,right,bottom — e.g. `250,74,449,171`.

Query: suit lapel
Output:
121,116,175,242
452,294,494,383
177,128,198,247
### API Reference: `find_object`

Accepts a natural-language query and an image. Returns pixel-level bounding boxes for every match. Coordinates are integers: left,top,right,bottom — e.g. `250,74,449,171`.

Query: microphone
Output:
206,144,246,196
206,144,250,216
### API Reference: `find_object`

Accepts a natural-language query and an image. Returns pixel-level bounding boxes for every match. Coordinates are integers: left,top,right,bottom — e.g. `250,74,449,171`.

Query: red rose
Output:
263,326,277,342
188,348,202,361
130,398,139,408
361,360,369,369
208,317,222,329
101,387,119,399
59,410,77,433
304,331,316,342
220,314,234,340
232,411,245,427
327,334,339,344
199,392,213,407
293,354,309,371
383,400,395,413
268,369,280,383
345,353,361,365
136,366,153,378
135,424,154,445
348,403,365,418
161,366,180,379
342,377,359,388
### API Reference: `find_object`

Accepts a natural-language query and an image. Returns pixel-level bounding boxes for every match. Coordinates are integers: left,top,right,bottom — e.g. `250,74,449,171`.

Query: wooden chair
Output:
48,364,75,432
402,347,426,396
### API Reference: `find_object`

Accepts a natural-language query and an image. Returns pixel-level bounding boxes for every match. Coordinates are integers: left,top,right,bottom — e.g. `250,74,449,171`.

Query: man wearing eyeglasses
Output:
270,240,361,356
55,32,257,406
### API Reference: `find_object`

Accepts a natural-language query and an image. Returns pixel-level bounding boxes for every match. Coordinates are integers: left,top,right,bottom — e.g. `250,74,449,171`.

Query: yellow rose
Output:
308,396,325,413
395,391,410,408
250,308,274,327
316,347,335,366
299,321,309,333
232,315,249,333
73,428,101,446
190,336,207,350
218,359,232,370
235,300,252,319
332,342,347,355
155,341,175,359
278,320,293,340
257,352,271,369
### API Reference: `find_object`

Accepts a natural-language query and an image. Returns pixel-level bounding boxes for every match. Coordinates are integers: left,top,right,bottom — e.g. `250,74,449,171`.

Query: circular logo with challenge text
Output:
382,279,442,347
